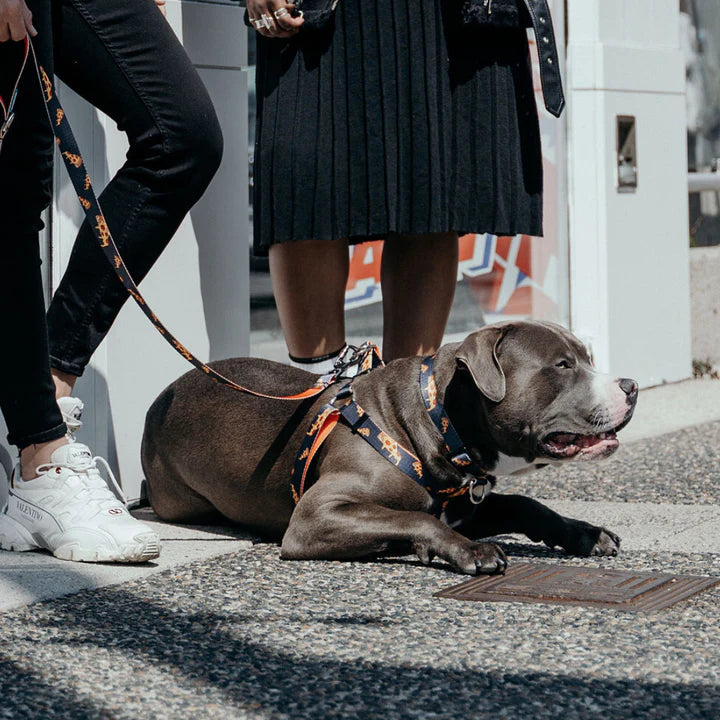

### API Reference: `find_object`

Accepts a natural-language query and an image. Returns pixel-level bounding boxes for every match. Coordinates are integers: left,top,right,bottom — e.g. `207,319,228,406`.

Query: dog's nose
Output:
619,378,638,400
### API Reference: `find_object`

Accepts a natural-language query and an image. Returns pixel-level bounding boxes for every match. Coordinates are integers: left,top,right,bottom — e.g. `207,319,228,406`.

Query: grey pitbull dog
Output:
142,321,638,575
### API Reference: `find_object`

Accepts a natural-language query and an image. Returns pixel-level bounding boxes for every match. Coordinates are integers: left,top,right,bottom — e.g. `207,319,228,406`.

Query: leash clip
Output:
467,476,491,505
335,342,374,374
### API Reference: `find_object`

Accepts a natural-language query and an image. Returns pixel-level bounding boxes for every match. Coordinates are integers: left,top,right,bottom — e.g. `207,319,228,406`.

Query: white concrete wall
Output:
567,0,692,387
0,1,249,501
690,245,720,367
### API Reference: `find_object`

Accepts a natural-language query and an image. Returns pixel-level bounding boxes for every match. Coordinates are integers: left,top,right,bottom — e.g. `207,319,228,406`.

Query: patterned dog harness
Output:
290,350,494,507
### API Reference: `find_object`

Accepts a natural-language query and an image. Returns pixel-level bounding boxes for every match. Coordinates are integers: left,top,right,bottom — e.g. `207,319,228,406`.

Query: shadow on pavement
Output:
1,586,717,720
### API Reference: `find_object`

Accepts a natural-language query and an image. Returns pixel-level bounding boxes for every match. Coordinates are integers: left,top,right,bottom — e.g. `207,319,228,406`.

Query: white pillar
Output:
0,1,249,500
567,0,692,387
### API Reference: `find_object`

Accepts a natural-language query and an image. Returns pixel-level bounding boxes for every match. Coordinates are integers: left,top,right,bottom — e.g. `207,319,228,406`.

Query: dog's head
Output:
453,321,637,466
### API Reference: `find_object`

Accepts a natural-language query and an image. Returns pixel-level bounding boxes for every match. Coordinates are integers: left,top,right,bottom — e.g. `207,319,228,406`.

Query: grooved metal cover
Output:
434,563,720,612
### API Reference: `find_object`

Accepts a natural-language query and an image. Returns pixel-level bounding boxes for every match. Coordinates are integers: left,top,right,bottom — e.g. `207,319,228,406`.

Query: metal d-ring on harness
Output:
290,350,494,509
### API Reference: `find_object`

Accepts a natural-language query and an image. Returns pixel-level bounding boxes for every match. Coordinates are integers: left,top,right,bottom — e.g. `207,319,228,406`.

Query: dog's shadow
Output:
342,536,568,574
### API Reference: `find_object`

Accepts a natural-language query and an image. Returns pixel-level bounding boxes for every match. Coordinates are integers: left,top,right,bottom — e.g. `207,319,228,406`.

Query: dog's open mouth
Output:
540,430,620,459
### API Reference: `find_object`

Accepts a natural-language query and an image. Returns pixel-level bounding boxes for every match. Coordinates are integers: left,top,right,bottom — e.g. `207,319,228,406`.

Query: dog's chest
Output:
491,452,549,477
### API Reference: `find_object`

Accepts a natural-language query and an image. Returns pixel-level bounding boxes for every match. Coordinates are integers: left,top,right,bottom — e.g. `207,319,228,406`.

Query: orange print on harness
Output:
307,407,334,436
426,375,438,411
378,431,402,466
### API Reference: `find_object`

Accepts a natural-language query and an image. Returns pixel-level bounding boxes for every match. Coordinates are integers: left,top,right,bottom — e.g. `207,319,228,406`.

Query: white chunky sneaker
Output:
0,443,160,563
57,396,84,441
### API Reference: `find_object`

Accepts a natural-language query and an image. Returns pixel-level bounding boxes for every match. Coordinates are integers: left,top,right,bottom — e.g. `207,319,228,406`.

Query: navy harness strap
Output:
290,356,494,506
419,355,491,485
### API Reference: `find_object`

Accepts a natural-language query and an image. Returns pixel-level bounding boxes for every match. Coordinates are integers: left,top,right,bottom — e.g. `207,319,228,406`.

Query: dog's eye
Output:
555,360,572,369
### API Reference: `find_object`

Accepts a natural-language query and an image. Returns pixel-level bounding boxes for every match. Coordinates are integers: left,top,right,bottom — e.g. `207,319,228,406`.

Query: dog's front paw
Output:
590,528,621,556
421,538,508,575
470,542,508,575
553,518,621,557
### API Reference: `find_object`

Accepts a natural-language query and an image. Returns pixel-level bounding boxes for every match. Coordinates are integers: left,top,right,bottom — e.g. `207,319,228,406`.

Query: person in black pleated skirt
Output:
249,0,542,369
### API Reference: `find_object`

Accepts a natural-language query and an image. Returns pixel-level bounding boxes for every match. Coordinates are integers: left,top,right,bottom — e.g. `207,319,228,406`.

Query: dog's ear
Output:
455,326,507,403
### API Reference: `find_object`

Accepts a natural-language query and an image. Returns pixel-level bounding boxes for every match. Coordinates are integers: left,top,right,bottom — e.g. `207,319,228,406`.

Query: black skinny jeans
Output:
0,0,223,449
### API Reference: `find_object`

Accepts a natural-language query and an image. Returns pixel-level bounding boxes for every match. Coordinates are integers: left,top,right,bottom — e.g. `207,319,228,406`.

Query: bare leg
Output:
269,238,350,358
19,438,70,481
52,368,78,400
381,232,459,361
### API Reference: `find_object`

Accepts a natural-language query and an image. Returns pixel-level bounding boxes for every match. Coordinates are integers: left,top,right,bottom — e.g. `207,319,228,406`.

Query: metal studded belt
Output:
522,0,565,117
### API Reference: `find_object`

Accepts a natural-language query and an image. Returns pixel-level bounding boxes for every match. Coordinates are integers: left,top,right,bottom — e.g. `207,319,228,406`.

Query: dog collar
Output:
419,355,492,502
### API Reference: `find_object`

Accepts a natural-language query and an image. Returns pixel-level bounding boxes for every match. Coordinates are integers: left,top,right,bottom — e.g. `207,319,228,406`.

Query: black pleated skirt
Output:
253,0,543,255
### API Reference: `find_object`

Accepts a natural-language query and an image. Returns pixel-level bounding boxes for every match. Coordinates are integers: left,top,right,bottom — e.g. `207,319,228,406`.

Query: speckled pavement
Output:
1,381,720,719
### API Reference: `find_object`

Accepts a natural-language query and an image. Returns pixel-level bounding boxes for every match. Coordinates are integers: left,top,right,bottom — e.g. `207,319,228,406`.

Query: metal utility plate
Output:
435,563,719,612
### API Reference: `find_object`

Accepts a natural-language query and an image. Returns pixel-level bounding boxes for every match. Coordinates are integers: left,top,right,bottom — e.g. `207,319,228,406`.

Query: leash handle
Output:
25,38,356,402
0,37,30,153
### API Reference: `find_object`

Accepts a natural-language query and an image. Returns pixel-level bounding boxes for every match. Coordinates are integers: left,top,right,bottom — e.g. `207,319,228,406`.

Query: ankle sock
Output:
289,346,346,375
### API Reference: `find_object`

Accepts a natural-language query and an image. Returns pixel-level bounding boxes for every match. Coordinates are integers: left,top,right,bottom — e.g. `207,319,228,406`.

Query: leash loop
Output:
0,37,29,155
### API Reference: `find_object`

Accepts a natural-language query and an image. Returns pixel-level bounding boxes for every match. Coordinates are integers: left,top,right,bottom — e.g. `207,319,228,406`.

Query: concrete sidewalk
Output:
0,377,719,719
0,515,254,613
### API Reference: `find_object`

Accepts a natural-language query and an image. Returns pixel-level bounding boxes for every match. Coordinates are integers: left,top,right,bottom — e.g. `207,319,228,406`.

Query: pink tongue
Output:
552,433,577,445
577,435,600,448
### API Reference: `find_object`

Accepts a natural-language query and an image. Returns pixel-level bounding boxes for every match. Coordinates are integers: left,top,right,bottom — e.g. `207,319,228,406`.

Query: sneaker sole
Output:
0,514,161,563
53,532,161,563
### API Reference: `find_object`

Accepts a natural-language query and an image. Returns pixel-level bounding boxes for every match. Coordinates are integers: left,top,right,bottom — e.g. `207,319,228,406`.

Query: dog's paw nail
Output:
471,543,507,574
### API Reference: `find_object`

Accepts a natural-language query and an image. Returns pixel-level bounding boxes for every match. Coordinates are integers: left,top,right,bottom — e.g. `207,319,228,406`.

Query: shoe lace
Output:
36,455,128,516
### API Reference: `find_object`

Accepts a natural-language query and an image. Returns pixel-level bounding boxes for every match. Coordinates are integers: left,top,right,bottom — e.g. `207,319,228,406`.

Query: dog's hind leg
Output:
456,493,621,557
141,437,220,523
144,468,221,523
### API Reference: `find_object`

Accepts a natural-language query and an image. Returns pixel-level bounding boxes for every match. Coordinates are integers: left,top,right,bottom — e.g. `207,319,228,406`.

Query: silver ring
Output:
273,7,289,19
252,18,264,29
261,14,273,29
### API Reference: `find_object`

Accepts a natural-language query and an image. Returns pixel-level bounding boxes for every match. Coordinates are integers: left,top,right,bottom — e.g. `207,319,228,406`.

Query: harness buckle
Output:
467,476,491,505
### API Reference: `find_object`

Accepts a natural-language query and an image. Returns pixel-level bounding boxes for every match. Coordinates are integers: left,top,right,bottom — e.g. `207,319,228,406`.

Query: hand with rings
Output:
247,1,304,39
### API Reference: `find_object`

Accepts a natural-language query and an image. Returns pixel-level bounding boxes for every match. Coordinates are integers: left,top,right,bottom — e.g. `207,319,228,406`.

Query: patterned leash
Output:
6,38,356,402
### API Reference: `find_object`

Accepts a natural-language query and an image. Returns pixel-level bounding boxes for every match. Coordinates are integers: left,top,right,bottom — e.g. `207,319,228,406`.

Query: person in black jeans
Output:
0,0,222,562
